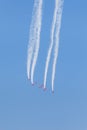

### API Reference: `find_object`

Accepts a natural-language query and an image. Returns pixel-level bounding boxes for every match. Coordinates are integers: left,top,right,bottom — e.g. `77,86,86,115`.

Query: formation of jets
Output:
28,78,54,93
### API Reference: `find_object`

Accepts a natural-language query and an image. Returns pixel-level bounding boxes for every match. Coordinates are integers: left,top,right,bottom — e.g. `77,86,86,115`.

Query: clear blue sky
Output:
0,0,87,130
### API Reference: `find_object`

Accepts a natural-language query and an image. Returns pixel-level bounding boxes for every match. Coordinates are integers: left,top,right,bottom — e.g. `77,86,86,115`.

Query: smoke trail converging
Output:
27,1,39,79
52,0,64,91
52,0,64,92
43,0,64,91
43,0,59,89
27,0,43,82
31,0,43,84
27,0,64,92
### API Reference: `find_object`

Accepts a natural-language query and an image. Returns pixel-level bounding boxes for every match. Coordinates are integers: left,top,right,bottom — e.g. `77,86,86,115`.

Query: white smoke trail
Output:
43,0,59,89
27,0,42,80
52,0,64,92
27,0,64,92
31,0,43,84
27,0,39,79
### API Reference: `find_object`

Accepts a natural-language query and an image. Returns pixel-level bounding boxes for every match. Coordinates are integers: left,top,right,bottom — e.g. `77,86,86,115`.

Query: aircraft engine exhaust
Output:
27,0,64,93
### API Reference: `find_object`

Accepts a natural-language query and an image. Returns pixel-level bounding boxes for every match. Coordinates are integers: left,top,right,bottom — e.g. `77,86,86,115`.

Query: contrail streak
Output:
27,0,64,93
27,0,40,79
31,0,43,84
52,0,64,92
43,0,59,89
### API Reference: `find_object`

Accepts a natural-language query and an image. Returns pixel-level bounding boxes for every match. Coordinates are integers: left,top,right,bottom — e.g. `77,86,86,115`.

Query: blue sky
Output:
0,0,87,130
